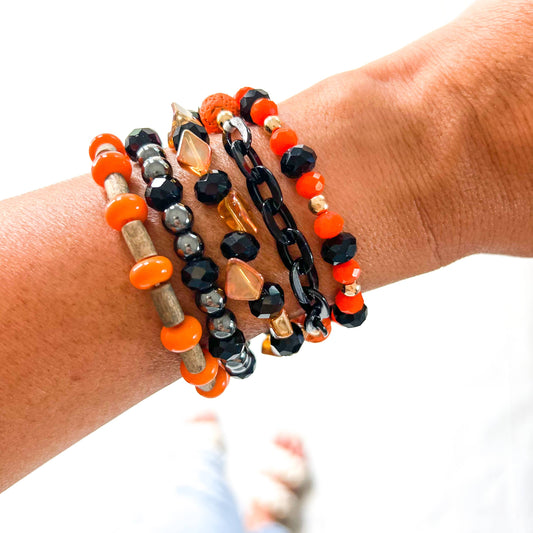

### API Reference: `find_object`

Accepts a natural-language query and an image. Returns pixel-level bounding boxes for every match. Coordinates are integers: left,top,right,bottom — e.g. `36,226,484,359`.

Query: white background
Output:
0,0,532,532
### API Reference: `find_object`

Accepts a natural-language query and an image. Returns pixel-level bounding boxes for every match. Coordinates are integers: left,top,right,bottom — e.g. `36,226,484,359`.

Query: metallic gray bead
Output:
142,156,172,183
162,203,193,234
196,287,226,316
137,143,166,165
174,231,204,261
207,310,237,339
226,345,256,379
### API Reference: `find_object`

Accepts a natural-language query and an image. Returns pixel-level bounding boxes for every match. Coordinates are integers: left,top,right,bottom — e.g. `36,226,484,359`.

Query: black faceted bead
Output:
220,231,260,262
249,283,284,319
332,304,368,328
174,232,204,261
172,121,209,147
141,156,172,184
280,145,317,178
270,323,304,356
240,89,270,122
125,128,162,161
189,110,202,123
226,347,256,379
194,171,231,204
145,177,183,211
181,257,219,292
321,232,357,265
209,329,245,361
137,143,166,165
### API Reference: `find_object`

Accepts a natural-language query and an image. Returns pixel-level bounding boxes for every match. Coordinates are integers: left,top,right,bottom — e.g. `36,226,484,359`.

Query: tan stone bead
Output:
225,258,264,301
263,115,282,134
269,309,293,339
343,282,362,297
308,195,328,214
177,129,212,176
217,190,259,234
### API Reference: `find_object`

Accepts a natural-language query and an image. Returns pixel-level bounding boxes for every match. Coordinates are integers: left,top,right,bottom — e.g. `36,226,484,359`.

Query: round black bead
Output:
125,128,162,161
270,323,304,356
321,232,357,265
220,231,260,262
145,177,183,211
194,171,231,205
172,121,209,147
162,203,193,234
249,283,284,319
280,145,317,178
207,309,237,339
195,287,226,317
240,89,270,122
174,232,204,261
332,304,368,328
181,257,219,292
141,156,172,184
137,143,166,165
209,329,245,361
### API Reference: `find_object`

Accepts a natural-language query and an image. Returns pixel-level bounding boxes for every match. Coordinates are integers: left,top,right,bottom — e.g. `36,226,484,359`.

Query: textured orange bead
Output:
104,193,148,231
91,151,132,187
129,255,173,290
270,127,298,156
89,133,126,161
161,315,202,353
180,349,219,386
296,172,325,198
235,86,254,104
314,211,344,239
250,98,278,126
335,291,364,314
199,93,239,134
332,259,361,284
196,363,230,398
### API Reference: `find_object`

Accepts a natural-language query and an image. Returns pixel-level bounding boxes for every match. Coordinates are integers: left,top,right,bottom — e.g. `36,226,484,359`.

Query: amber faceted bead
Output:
217,190,258,234
129,256,173,290
177,129,212,177
160,315,202,353
225,258,264,301
105,193,148,231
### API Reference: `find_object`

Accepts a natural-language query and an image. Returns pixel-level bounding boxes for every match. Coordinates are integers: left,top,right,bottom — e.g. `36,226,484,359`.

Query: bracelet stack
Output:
88,88,368,397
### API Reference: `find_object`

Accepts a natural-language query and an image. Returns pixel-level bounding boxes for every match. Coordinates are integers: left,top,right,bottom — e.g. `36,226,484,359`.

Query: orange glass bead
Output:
335,291,364,314
129,255,173,290
161,315,202,353
250,98,278,126
199,93,239,134
295,315,332,343
270,127,298,156
314,211,344,239
89,133,126,161
332,259,361,284
235,86,254,104
91,151,132,187
104,193,148,231
296,171,325,199
180,349,219,386
196,363,230,398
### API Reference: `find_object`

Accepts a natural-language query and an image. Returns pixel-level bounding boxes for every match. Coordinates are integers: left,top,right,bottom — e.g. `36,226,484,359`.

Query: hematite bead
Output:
125,128,162,161
220,231,260,262
194,171,231,205
207,309,237,339
141,156,172,183
240,89,270,122
321,232,357,265
270,323,304,356
249,283,285,319
162,203,193,234
137,143,166,165
332,304,368,328
172,121,209,147
225,346,256,379
280,145,317,178
145,177,183,211
209,329,245,360
174,231,204,261
196,287,226,316
181,257,219,292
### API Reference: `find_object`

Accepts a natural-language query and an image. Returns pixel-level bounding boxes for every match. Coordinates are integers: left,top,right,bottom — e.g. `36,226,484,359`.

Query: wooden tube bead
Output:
180,348,218,386
104,173,129,199
121,220,157,261
180,342,207,374
150,282,185,328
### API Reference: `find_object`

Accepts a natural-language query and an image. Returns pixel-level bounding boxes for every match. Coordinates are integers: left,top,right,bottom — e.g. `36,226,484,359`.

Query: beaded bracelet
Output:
88,133,229,398
124,127,257,377
168,102,305,357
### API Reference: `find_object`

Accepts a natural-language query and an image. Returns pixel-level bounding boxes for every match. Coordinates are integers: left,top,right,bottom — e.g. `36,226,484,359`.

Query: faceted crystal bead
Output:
240,89,270,122
280,145,317,178
217,190,258,234
145,177,183,212
177,129,212,177
195,170,232,205
249,283,284,319
321,232,357,265
181,257,219,292
172,122,209,148
270,323,304,356
195,287,226,316
225,345,256,379
209,329,245,361
225,258,264,301
125,128,162,161
332,304,368,328
221,231,260,262
269,309,293,338
170,103,209,145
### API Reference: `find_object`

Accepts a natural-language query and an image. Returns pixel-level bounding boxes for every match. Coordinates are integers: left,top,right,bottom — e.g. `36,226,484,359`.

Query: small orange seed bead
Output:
104,193,148,231
91,150,132,187
313,211,344,239
129,255,173,290
161,315,203,353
